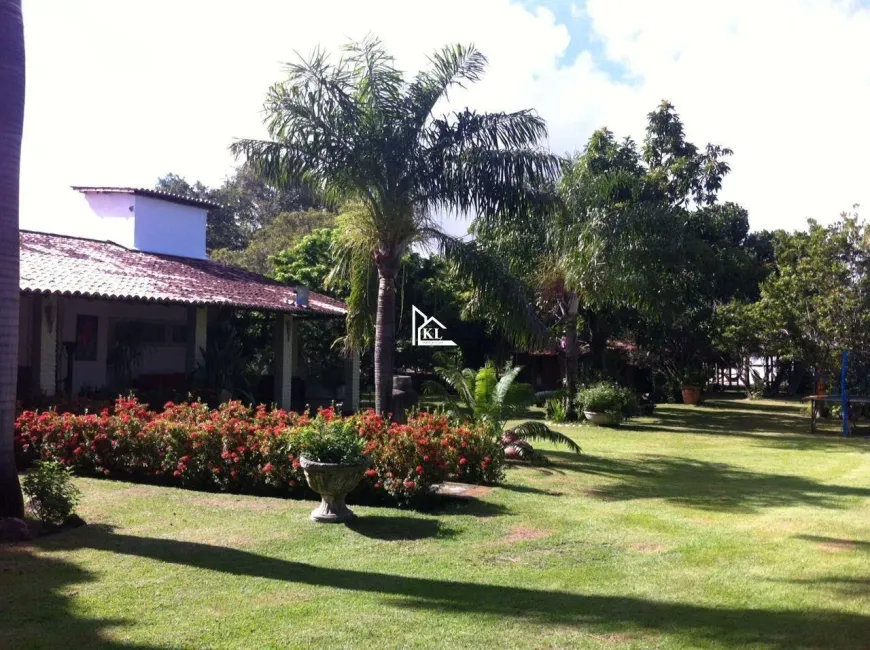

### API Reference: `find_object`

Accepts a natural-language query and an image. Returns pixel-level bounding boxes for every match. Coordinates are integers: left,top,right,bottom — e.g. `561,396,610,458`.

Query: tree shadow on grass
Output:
496,483,564,497
0,544,165,649
420,495,510,518
794,535,870,551
31,525,870,650
772,577,870,597
345,516,456,541
621,409,869,452
570,454,870,513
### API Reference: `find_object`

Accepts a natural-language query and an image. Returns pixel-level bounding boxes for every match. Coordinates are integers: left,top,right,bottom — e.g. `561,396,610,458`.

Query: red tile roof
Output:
72,186,223,210
19,231,346,317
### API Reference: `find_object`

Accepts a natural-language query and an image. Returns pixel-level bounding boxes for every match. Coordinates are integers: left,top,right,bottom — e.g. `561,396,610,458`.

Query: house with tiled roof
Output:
17,186,358,411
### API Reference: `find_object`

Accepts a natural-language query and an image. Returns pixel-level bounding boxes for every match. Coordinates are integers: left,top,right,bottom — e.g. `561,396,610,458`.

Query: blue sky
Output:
18,0,870,238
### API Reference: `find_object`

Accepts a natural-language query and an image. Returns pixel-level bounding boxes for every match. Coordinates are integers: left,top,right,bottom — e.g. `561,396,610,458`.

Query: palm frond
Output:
410,44,487,124
493,365,523,413
420,146,562,225
425,229,550,346
473,363,499,422
328,221,378,351
512,421,582,455
421,380,461,413
433,365,475,410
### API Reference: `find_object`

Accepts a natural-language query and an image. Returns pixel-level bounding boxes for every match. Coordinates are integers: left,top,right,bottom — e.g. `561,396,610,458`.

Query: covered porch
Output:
17,230,358,412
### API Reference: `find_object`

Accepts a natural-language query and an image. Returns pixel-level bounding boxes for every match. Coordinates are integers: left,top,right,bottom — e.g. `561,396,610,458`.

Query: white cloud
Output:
19,0,870,237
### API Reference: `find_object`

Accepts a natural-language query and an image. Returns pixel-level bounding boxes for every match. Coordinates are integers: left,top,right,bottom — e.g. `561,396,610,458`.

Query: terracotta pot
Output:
681,386,702,405
300,456,368,523
584,411,619,427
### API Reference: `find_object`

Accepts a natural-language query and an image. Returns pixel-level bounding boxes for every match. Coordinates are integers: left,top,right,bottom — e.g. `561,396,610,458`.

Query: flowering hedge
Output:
14,398,504,503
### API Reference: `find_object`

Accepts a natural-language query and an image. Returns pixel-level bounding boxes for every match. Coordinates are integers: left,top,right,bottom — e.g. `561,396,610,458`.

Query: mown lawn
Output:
3,396,870,649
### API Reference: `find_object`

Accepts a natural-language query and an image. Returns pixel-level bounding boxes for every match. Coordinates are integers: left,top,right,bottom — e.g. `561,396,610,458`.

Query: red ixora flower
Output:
415,465,424,475
403,480,416,489
262,462,275,474
459,457,468,466
365,469,378,478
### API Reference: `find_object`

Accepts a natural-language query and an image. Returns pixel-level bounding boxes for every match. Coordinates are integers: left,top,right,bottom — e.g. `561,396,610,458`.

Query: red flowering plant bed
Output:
14,397,504,505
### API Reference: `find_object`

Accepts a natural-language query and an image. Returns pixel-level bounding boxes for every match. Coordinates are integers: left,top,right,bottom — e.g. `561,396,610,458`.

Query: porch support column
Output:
31,294,58,396
343,350,360,414
274,313,295,410
185,306,208,375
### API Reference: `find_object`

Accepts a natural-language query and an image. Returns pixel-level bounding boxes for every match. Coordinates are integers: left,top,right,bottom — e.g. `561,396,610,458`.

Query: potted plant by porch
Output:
680,367,708,406
577,382,638,427
297,417,369,523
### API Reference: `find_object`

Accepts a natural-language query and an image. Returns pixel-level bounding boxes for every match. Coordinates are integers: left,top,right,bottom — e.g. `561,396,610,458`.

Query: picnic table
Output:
801,394,870,434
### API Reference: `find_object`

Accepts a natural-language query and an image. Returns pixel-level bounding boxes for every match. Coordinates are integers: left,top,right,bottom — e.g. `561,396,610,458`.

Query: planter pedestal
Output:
300,457,367,523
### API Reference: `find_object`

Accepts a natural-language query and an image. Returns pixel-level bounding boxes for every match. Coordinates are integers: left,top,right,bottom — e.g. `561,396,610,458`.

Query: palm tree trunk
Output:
0,0,25,518
374,265,397,416
564,294,580,422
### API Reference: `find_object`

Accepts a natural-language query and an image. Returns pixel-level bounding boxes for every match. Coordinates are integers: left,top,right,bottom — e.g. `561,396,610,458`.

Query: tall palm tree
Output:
233,37,559,415
0,0,25,518
473,208,586,420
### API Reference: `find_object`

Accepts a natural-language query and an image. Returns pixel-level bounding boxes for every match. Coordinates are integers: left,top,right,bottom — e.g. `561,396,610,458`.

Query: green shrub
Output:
576,382,638,421
22,459,81,526
545,398,566,423
296,415,367,464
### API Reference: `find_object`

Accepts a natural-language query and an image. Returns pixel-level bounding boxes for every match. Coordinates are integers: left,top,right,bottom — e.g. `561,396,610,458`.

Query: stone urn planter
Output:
681,386,702,405
584,411,618,427
300,457,369,523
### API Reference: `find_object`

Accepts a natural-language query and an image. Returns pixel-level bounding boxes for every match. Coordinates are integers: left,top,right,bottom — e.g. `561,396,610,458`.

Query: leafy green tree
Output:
272,228,340,294
212,209,334,275
558,104,765,396
424,362,581,458
233,37,558,415
752,212,870,377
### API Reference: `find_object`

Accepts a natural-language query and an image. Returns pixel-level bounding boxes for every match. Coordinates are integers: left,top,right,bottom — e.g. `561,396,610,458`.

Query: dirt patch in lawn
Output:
504,526,551,543
630,542,667,553
816,539,858,553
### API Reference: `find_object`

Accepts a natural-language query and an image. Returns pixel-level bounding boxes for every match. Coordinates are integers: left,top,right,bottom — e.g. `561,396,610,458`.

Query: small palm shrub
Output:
424,362,581,460
577,382,638,423
22,459,81,526
296,416,367,464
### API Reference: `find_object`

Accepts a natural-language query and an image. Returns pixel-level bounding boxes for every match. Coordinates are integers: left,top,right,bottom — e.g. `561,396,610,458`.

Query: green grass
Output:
4,395,870,649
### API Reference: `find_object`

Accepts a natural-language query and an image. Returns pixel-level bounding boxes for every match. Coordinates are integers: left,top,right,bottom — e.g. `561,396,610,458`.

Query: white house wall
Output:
133,195,207,259
60,297,188,394
77,192,136,247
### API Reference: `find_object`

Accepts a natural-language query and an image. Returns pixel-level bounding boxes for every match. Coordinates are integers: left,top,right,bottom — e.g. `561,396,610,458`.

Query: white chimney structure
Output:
69,186,218,259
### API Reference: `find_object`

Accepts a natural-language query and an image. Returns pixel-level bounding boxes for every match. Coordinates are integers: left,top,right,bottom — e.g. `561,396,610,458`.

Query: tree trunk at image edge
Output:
0,0,25,519
374,267,397,417
563,296,580,422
